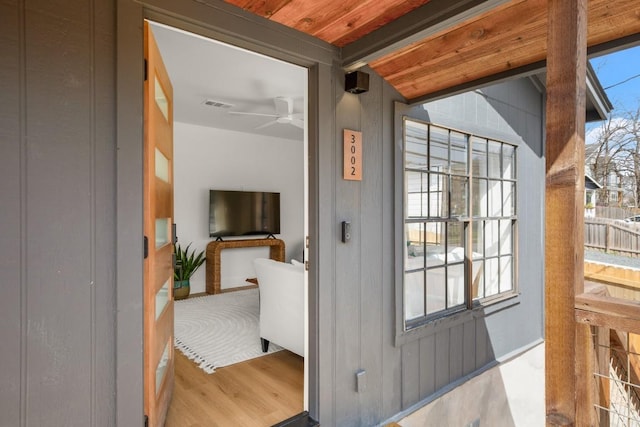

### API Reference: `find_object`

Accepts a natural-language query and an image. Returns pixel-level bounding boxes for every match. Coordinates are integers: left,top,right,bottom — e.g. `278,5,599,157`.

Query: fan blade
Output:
228,111,279,117
255,120,277,130
274,97,292,117
291,118,304,129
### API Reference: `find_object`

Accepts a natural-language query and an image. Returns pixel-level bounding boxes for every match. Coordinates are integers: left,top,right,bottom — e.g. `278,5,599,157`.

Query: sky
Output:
590,45,640,116
585,44,640,143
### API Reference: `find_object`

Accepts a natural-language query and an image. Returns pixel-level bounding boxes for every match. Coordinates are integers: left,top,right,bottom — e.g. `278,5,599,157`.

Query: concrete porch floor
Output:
395,342,545,427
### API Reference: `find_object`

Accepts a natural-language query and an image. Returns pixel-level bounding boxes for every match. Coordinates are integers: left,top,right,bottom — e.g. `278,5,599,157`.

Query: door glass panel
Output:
155,77,169,121
155,148,170,183
155,340,170,395
155,279,170,320
155,218,170,248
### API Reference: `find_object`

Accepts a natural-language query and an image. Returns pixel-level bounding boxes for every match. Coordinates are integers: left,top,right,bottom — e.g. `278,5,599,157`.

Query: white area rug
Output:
174,288,281,374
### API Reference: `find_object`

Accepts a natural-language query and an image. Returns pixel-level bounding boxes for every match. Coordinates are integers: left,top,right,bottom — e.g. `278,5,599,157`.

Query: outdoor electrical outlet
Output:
356,369,366,393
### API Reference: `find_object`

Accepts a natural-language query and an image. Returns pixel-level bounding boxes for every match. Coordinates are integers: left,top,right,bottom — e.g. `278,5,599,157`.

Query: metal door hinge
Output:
144,414,148,427
143,236,149,259
144,59,148,81
172,223,178,244
305,235,310,248
305,261,309,271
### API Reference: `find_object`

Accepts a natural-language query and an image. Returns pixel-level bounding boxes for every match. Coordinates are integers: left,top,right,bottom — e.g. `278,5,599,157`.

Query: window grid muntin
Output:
470,135,517,301
403,118,517,328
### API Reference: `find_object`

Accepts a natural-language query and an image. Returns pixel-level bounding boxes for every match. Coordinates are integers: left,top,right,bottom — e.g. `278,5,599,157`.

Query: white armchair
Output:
253,258,305,357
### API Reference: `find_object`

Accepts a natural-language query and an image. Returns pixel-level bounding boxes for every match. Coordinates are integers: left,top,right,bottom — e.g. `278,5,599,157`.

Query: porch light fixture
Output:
345,70,369,94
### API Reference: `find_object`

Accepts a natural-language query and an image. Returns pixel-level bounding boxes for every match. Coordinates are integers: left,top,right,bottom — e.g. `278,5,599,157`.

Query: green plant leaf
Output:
173,242,205,281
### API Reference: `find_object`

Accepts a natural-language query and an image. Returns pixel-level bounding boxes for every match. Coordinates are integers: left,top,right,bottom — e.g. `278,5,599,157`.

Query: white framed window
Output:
402,119,517,329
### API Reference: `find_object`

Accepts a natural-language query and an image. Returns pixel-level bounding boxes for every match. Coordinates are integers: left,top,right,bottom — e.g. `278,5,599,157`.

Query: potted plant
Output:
174,243,206,300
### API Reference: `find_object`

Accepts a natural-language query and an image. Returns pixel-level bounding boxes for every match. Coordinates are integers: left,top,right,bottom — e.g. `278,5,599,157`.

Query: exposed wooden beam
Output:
544,0,588,425
341,0,511,71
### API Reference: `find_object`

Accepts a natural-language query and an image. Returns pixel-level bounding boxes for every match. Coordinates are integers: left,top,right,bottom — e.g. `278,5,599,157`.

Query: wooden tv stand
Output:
205,238,285,294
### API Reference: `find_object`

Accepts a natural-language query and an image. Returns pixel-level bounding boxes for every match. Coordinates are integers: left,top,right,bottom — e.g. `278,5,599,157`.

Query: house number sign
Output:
343,129,362,181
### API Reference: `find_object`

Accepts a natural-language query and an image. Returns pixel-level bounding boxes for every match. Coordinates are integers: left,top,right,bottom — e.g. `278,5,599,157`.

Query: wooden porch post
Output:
544,0,590,425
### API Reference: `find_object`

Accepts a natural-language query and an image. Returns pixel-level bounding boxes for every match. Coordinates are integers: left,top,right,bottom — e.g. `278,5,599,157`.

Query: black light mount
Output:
345,70,369,94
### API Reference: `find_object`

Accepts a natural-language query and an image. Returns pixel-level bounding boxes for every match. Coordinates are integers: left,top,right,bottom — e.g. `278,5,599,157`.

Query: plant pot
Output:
174,279,190,300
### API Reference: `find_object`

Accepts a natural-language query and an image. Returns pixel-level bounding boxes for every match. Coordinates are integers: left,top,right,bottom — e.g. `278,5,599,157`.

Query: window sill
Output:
394,292,520,347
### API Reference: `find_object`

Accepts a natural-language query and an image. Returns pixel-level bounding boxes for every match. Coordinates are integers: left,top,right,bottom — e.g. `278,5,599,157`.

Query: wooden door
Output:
144,20,175,427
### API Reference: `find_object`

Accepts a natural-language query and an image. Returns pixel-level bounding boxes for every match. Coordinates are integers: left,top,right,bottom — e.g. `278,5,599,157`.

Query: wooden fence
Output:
595,206,640,220
585,218,640,257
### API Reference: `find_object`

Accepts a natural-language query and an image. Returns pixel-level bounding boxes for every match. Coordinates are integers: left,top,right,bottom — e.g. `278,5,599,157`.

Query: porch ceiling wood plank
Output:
317,0,432,47
223,0,640,101
370,0,546,99
368,0,536,77
225,0,292,17
587,0,640,47
225,0,431,47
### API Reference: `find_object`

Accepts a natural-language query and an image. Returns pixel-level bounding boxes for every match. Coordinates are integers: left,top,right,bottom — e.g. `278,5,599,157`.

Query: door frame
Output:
116,0,333,424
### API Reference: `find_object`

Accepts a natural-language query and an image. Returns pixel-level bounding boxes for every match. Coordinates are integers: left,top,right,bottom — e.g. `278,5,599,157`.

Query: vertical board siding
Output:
434,330,450,390
463,319,477,376
0,0,116,425
401,340,421,409
0,1,23,426
93,0,117,424
317,62,338,425
418,334,436,397
358,64,384,426
26,4,92,423
381,79,404,420
449,324,464,381
334,72,363,425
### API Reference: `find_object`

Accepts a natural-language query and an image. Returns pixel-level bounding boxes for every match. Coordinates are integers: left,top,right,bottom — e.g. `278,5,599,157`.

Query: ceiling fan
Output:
228,96,304,129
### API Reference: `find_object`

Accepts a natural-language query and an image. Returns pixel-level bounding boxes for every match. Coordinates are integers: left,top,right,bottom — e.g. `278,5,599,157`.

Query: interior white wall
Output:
174,121,305,294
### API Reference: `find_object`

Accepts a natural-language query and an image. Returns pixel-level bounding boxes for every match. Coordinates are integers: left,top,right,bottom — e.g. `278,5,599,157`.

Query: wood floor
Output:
166,349,304,427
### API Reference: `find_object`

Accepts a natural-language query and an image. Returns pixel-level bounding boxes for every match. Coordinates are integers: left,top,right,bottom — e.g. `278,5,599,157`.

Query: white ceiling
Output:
149,21,307,141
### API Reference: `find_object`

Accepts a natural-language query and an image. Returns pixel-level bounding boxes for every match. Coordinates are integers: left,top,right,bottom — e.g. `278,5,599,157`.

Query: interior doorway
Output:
145,20,309,426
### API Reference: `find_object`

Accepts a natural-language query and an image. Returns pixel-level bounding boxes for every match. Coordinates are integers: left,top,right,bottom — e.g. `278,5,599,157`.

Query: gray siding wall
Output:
318,74,545,425
0,0,116,426
0,1,544,426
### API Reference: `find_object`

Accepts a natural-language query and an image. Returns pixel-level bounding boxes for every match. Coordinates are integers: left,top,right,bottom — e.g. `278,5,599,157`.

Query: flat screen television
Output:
209,190,281,237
